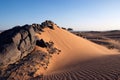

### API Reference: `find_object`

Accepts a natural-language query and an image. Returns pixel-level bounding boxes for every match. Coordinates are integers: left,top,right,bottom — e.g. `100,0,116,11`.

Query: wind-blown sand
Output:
36,26,119,80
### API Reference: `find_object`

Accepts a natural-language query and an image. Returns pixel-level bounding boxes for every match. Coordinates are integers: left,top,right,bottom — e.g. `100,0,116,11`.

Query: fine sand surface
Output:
43,55,120,80
36,26,119,80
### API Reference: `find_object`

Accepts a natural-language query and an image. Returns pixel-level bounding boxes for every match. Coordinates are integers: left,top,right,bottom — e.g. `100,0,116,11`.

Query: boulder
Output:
36,39,47,48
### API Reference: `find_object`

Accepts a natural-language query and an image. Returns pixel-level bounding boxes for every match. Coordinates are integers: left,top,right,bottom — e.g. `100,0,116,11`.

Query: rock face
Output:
0,25,36,69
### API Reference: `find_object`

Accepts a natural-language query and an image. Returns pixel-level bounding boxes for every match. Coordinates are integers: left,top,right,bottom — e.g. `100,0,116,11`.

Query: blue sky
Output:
0,0,120,31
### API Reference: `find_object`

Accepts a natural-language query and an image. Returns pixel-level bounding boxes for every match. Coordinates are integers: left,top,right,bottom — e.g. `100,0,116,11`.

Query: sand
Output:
43,54,120,80
35,26,119,80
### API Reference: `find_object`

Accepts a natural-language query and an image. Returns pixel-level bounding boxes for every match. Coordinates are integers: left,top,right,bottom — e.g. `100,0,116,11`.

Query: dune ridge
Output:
35,24,118,79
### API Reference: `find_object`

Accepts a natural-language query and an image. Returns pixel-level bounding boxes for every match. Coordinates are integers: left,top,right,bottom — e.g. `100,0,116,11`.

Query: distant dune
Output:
73,30,120,51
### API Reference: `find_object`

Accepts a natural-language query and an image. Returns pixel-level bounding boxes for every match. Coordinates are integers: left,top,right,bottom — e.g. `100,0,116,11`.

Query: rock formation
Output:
0,25,36,69
0,20,61,80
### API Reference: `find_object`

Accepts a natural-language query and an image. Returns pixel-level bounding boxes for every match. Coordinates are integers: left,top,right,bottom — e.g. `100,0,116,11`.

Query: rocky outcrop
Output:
32,20,56,34
0,25,36,69
0,20,61,80
32,24,43,34
5,50,49,80
41,20,55,29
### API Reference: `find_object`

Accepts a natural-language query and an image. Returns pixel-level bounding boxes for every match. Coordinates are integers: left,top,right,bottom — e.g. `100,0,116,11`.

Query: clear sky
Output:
0,0,120,31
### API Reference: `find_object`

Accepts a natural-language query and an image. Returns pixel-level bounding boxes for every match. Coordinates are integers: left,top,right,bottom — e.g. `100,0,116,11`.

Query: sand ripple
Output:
43,55,120,80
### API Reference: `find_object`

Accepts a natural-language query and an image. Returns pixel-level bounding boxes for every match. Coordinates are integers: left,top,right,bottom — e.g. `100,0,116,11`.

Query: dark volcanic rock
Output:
0,25,36,69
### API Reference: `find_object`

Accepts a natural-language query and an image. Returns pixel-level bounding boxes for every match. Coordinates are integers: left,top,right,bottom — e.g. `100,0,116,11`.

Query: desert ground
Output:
0,21,120,80
73,30,120,51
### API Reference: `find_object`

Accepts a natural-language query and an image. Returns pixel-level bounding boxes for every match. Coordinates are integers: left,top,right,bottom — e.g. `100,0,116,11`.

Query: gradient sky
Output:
0,0,120,31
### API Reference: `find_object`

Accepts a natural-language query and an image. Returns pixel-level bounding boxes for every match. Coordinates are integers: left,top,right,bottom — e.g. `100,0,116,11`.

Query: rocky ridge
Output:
0,20,61,80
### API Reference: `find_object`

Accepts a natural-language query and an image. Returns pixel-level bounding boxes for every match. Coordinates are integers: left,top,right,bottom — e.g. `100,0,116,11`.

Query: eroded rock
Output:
0,25,36,69
6,50,49,80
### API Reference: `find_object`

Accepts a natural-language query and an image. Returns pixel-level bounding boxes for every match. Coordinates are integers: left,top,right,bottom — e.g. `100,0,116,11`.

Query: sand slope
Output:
36,26,118,79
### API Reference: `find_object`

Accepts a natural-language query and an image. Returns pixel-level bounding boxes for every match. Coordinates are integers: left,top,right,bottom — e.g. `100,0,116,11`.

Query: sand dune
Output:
36,26,119,79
